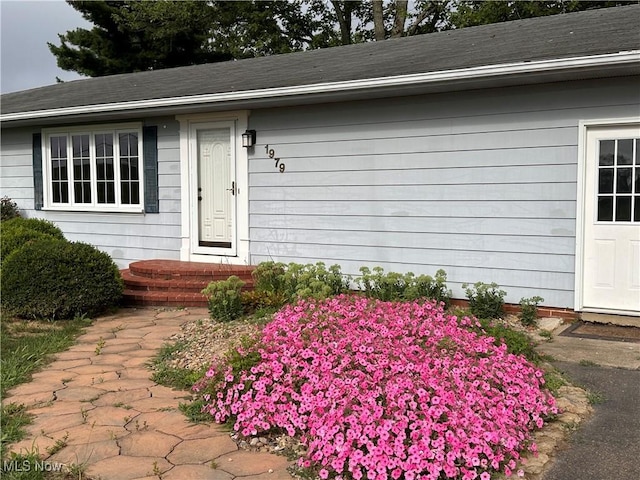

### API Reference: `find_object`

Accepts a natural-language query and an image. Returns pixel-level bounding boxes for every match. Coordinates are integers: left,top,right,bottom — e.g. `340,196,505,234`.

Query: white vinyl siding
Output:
248,77,640,308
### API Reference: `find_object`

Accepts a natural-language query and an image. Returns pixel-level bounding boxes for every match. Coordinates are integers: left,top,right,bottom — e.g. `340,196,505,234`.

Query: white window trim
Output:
42,123,144,213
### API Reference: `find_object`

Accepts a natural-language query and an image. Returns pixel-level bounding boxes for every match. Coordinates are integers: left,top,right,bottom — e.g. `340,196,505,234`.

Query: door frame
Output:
575,117,640,315
177,111,250,264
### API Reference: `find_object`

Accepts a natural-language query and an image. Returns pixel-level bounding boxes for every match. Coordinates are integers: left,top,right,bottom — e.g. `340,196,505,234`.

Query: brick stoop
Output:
121,259,255,307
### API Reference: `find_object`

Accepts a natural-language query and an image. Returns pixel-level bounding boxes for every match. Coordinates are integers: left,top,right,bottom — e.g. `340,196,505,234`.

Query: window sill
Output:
42,206,145,214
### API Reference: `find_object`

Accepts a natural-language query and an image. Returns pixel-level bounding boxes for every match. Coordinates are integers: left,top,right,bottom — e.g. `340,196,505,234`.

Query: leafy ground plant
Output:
195,295,557,480
463,282,507,320
519,296,544,327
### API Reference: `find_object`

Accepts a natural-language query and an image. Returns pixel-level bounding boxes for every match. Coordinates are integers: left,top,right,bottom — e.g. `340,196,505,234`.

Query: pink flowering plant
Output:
195,295,557,479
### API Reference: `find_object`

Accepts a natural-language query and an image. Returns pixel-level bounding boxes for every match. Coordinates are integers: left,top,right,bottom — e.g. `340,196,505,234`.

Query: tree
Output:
449,1,636,28
50,0,346,76
50,0,633,78
49,1,228,77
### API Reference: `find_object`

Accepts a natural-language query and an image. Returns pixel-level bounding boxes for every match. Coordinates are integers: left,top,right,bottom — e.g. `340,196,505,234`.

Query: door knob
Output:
226,181,236,196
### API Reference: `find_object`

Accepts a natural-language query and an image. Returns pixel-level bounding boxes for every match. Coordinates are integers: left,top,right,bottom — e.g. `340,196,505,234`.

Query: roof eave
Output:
2,51,638,128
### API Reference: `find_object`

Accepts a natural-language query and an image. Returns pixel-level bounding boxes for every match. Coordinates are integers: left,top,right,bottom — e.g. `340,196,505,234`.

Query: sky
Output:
1,0,90,93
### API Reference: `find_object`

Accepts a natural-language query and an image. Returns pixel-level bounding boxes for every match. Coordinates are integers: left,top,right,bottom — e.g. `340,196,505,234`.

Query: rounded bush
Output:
1,217,64,239
1,227,53,262
1,238,123,319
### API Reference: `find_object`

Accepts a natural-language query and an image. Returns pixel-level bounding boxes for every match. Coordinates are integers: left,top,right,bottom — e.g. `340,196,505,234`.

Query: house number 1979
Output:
265,144,285,173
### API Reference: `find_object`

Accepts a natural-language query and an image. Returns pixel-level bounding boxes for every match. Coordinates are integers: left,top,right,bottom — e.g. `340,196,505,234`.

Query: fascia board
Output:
2,51,639,124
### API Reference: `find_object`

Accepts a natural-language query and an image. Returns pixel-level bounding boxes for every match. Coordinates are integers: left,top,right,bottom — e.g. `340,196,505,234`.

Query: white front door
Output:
581,124,640,315
191,122,236,255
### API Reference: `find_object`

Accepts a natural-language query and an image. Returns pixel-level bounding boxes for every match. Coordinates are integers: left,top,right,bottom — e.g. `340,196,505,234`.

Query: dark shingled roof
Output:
1,4,639,115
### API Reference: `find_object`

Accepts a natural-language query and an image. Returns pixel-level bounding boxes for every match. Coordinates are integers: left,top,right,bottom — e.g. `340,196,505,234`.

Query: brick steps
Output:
121,259,255,307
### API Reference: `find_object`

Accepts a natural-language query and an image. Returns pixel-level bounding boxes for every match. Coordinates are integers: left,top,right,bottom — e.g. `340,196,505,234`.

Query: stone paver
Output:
167,436,237,464
49,439,120,465
53,385,106,402
213,450,291,477
4,307,293,480
162,464,234,479
119,431,182,457
86,406,140,426
86,456,173,480
29,401,92,418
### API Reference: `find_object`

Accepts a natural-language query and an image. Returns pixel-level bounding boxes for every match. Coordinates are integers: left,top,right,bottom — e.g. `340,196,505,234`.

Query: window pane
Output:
130,159,139,180
50,135,68,203
635,197,640,222
72,135,89,158
636,139,639,165
74,158,82,179
95,133,115,205
617,168,632,194
53,183,61,203
74,183,83,204
599,140,614,166
105,158,114,180
74,181,91,204
72,135,91,203
121,158,130,180
615,196,631,222
119,133,138,156
121,182,130,204
635,167,640,194
130,183,140,204
95,133,113,158
97,159,105,181
52,159,61,181
598,169,614,194
617,139,633,165
597,196,613,221
98,183,106,204
50,136,67,159
97,182,116,204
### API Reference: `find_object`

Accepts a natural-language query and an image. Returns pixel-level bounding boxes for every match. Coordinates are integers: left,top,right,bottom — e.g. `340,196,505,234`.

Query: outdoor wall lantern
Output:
242,129,256,148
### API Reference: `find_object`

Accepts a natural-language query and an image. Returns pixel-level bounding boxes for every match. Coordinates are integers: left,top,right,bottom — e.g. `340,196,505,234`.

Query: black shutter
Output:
142,126,159,213
32,133,44,210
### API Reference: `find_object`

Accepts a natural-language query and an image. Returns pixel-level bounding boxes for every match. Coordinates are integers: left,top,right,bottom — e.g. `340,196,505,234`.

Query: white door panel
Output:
582,125,640,315
191,123,236,255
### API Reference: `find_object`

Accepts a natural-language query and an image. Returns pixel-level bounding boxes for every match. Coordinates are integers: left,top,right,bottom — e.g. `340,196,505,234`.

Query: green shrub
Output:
356,267,452,306
0,196,20,221
356,266,406,301
252,261,287,296
1,227,52,262
1,238,123,319
284,262,350,300
463,281,506,319
1,217,65,262
404,269,452,307
1,217,64,238
519,296,544,327
251,261,350,307
202,276,245,322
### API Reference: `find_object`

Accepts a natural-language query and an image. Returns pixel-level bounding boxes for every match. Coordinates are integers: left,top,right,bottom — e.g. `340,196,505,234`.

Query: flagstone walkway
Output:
3,307,291,480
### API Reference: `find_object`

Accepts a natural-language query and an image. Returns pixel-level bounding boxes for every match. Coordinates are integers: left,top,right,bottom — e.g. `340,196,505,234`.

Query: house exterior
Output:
1,6,639,318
